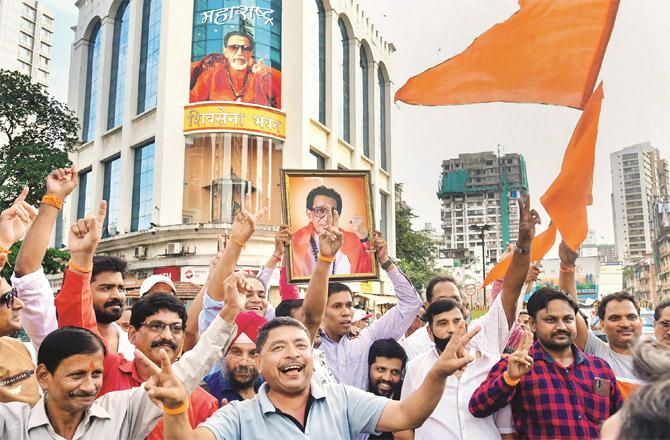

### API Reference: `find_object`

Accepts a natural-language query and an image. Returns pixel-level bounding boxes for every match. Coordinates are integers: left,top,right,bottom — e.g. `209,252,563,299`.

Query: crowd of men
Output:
0,167,669,439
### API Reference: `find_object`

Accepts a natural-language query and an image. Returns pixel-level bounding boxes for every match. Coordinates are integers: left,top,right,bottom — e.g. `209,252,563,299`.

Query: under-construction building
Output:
437,151,529,268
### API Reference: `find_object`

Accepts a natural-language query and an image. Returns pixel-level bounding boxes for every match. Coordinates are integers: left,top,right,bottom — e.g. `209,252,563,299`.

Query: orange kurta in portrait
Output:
292,224,372,278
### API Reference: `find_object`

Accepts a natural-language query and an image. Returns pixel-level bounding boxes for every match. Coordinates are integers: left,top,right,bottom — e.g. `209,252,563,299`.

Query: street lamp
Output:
470,223,493,305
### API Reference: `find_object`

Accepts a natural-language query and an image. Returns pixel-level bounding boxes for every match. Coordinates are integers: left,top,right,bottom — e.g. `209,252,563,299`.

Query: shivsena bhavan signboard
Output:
185,0,285,140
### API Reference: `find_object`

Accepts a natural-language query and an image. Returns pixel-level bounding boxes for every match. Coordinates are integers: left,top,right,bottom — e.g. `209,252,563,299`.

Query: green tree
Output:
0,69,79,210
394,183,438,292
1,241,70,282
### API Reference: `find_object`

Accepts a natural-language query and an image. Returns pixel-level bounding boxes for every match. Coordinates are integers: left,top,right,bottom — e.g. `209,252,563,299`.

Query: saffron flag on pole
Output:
540,84,604,251
482,223,557,287
395,0,618,110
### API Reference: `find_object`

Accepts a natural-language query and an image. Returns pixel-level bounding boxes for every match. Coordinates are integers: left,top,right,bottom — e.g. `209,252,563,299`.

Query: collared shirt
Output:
110,322,135,361
202,371,262,406
199,379,390,439
400,293,515,440
0,384,162,440
401,325,434,360
11,268,57,353
585,331,635,380
469,341,623,439
320,268,422,390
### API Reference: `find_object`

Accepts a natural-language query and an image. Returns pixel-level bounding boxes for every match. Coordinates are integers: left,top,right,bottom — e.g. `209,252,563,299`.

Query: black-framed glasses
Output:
226,44,252,53
0,288,17,309
140,321,185,334
311,206,338,219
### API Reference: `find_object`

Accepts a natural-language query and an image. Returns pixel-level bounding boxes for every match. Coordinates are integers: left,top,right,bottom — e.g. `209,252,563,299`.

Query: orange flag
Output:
540,84,604,251
395,0,618,109
483,223,557,287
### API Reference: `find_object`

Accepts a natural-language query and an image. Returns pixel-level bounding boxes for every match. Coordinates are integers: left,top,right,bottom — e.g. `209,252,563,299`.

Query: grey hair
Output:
632,338,670,383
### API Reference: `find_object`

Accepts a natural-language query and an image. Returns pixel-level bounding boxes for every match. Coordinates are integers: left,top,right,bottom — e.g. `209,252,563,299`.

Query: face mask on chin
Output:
433,334,451,353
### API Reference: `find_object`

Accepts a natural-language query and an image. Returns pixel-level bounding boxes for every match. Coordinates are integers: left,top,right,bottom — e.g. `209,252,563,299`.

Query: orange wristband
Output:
560,264,576,273
68,259,93,273
270,253,282,261
162,399,189,416
318,254,335,263
230,238,245,248
0,246,11,254
42,194,64,210
503,370,521,386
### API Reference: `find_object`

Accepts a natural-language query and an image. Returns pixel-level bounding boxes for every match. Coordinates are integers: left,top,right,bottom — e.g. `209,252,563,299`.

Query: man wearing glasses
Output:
190,30,282,108
654,299,670,348
292,185,372,277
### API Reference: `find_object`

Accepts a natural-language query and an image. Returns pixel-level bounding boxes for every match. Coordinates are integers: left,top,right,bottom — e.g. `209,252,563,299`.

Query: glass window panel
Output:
82,22,101,142
108,0,130,129
137,0,162,113
131,143,155,231
103,157,121,237
378,67,387,170
360,48,369,157
77,171,92,219
380,191,388,239
182,133,282,226
338,18,350,143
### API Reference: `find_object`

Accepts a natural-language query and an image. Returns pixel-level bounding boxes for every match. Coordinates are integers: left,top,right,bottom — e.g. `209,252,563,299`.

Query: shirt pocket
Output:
583,387,610,423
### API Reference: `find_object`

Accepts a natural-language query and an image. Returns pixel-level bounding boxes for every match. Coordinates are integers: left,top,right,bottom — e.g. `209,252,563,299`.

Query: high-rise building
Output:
0,0,53,85
437,151,528,268
63,1,396,301
610,142,668,263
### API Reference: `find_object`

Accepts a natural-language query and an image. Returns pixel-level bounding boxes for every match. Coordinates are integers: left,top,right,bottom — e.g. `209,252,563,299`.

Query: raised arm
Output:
207,206,266,301
55,201,107,335
558,241,588,350
376,322,481,432
501,195,539,328
262,224,291,271
0,187,38,267
298,207,343,341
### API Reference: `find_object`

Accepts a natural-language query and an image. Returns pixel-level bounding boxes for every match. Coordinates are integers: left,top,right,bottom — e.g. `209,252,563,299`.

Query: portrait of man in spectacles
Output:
290,185,372,278
190,30,282,108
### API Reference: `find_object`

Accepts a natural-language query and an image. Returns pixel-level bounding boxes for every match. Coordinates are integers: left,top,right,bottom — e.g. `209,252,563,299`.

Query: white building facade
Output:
0,0,53,85
65,0,396,300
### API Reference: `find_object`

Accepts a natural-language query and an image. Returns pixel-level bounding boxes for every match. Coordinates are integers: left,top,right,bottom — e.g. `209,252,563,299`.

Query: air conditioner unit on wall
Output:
166,242,183,255
134,246,147,259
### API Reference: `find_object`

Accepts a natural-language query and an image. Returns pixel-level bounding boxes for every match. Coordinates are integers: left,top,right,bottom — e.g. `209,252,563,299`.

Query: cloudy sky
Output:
43,0,669,251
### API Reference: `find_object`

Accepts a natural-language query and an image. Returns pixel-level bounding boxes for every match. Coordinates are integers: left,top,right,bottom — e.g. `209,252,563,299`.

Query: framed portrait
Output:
281,169,379,284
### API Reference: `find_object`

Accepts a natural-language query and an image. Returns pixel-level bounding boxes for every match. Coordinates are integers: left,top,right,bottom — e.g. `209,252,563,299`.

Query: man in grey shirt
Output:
148,316,482,440
558,242,641,382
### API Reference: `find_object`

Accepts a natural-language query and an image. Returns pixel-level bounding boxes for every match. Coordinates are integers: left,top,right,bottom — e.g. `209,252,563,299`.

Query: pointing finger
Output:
134,349,161,375
159,349,173,375
332,209,340,229
96,200,107,224
15,187,29,204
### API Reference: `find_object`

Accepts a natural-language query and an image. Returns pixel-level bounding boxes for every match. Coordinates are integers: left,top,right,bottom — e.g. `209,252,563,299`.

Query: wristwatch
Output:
381,258,395,271
514,243,530,255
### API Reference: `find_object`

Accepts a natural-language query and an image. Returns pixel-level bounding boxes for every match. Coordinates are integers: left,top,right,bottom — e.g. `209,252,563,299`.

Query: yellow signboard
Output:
184,102,286,141
359,281,374,294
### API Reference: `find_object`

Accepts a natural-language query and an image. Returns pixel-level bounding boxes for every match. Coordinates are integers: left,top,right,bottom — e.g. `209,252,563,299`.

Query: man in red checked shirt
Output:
55,201,241,440
469,288,622,439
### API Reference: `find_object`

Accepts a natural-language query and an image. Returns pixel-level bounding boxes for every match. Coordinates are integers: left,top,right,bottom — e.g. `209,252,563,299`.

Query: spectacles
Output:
140,321,184,334
311,206,338,219
226,44,252,53
657,320,670,329
0,289,17,309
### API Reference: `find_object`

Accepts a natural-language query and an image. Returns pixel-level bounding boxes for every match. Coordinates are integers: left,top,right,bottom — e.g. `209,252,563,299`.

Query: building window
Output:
42,15,54,28
380,191,388,239
77,170,92,219
102,157,121,237
108,0,130,129
378,67,388,170
40,42,50,55
182,133,283,226
309,0,326,124
41,28,52,42
39,55,48,67
21,18,35,33
18,46,32,61
137,0,162,114
338,18,350,143
82,22,101,142
131,142,155,231
18,61,31,74
309,150,326,169
360,48,370,158
19,32,34,48
22,4,37,21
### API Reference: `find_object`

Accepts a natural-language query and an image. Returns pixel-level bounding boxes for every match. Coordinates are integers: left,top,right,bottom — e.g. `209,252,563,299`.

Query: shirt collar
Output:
119,358,144,383
531,340,586,365
258,378,327,415
27,394,111,431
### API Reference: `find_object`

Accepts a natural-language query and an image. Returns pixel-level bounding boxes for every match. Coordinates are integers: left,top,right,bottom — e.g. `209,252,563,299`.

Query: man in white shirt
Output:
397,195,540,440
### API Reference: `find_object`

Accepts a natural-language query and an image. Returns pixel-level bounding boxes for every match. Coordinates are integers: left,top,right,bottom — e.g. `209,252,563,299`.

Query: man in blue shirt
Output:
202,311,265,405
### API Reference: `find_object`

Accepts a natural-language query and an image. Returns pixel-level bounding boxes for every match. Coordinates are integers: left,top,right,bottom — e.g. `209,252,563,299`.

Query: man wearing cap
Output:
140,274,177,297
202,312,266,405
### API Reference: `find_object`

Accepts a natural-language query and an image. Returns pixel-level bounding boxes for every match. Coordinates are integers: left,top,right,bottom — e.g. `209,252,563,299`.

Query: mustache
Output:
151,339,177,350
551,331,570,337
231,365,257,376
68,391,97,398
103,299,124,308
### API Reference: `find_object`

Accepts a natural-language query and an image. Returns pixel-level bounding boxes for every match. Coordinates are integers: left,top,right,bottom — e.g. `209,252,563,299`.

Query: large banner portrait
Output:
186,1,285,140
281,170,379,284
